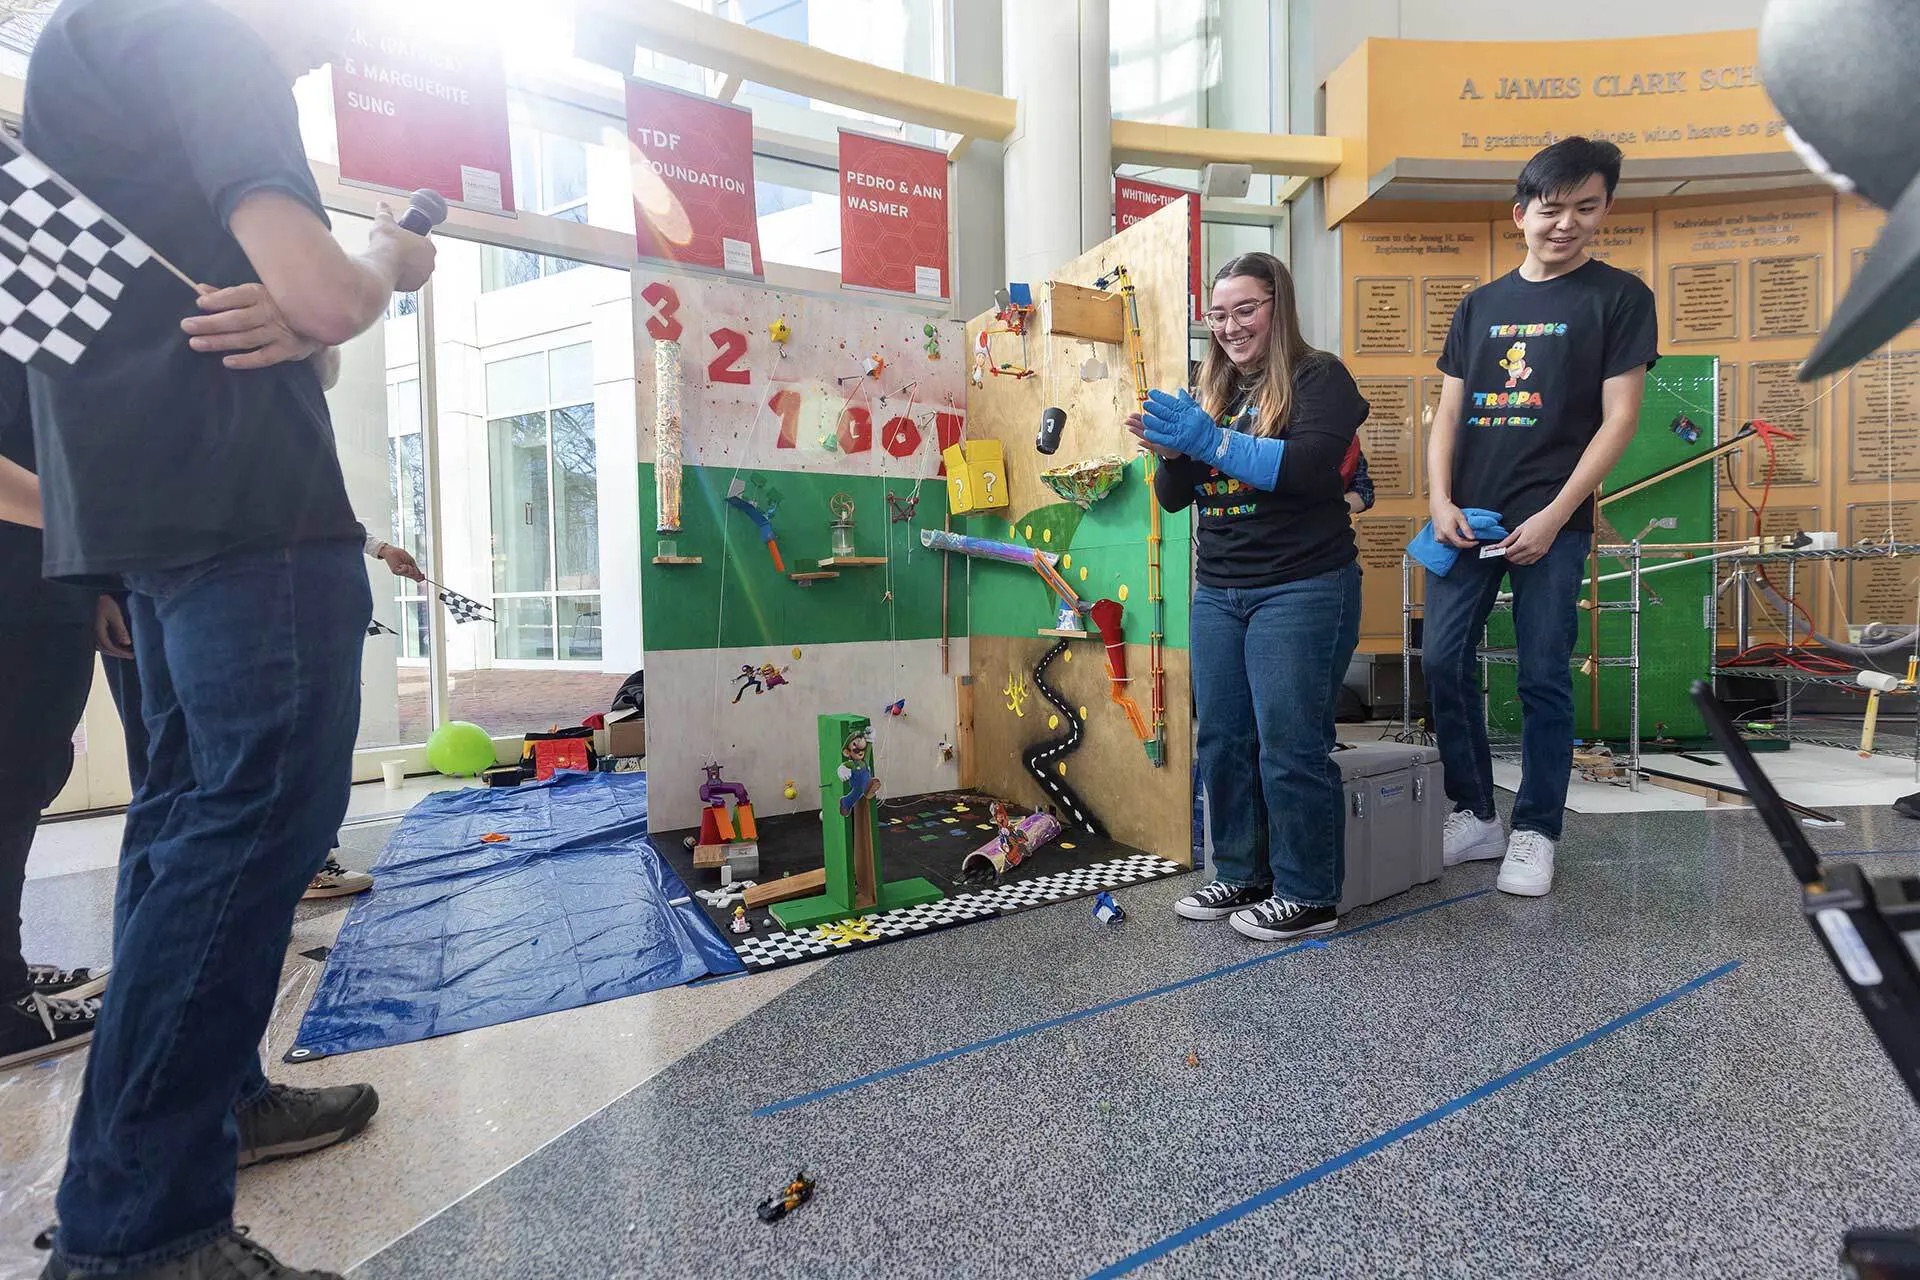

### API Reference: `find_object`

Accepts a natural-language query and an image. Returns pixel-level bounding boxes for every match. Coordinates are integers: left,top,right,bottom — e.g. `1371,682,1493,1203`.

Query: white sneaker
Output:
1443,811,1506,866
1497,831,1556,897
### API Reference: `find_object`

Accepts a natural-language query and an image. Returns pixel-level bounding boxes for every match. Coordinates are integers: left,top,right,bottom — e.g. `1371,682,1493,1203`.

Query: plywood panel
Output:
958,200,1195,863
971,636,1193,864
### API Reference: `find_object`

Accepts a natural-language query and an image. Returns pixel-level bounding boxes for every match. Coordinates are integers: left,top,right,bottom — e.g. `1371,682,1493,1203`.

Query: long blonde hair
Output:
1195,252,1314,440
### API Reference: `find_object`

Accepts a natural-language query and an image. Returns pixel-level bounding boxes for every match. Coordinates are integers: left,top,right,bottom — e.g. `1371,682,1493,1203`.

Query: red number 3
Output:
640,282,681,342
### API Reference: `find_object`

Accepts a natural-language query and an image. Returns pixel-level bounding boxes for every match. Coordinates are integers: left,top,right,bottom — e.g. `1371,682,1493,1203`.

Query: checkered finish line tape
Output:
728,854,1185,970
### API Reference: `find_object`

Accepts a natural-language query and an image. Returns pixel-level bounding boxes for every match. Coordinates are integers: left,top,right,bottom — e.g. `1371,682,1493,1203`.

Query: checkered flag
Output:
0,136,175,374
437,586,492,625
367,618,399,638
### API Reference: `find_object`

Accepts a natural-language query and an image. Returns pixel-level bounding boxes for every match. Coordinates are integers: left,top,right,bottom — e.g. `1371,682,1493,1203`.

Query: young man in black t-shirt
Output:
1424,138,1659,899
26,2,434,1276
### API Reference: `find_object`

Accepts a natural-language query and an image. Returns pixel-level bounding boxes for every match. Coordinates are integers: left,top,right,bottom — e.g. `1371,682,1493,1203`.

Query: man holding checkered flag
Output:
19,2,436,1278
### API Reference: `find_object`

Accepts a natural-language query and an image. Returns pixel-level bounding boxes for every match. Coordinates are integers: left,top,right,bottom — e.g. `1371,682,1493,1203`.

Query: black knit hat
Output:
1761,0,1920,379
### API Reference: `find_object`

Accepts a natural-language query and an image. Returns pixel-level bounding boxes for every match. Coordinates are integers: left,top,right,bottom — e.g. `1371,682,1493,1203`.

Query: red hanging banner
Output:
332,21,515,214
1115,177,1203,320
838,131,951,300
626,80,763,279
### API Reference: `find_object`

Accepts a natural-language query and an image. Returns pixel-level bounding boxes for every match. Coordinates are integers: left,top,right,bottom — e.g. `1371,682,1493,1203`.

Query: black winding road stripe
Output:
1021,639,1105,837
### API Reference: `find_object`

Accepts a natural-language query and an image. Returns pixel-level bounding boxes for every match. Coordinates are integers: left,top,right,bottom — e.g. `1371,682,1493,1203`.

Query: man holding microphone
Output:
25,1,435,1276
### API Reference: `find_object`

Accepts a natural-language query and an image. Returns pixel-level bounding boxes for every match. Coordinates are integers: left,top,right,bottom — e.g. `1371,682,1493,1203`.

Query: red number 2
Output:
707,328,750,385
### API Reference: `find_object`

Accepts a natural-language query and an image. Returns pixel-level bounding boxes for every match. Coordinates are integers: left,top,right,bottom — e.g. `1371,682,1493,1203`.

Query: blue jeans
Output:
1421,528,1589,842
55,544,370,1271
1192,564,1361,908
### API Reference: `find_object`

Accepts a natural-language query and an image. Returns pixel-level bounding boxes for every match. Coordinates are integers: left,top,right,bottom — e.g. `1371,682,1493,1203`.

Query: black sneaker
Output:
1,992,98,1070
1229,897,1339,942
237,1083,379,1168
1173,880,1273,921
39,1229,341,1278
28,964,108,1000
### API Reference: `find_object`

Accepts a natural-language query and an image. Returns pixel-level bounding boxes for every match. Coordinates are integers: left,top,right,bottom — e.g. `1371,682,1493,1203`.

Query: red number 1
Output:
770,389,803,450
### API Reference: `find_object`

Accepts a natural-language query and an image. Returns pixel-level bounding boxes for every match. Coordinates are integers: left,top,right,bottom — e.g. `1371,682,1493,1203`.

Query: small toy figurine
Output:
769,316,792,345
836,728,876,817
883,699,906,718
783,779,798,801
757,1172,816,1223
1092,890,1126,924
864,353,886,379
732,664,764,704
923,322,941,360
1185,1051,1201,1069
731,905,751,934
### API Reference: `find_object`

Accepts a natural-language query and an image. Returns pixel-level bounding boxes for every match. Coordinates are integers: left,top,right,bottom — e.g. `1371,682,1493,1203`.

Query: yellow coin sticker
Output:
791,647,803,660
1009,521,1018,537
1042,528,1053,544
1079,567,1089,581
1118,584,1130,602
1060,842,1077,851
1048,715,1059,730
1062,555,1072,570
1057,762,1068,778
1063,649,1072,663
1024,524,1034,539
1079,706,1089,719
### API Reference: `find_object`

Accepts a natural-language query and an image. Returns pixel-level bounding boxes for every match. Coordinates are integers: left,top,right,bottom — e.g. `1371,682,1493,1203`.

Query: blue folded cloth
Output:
1407,508,1508,577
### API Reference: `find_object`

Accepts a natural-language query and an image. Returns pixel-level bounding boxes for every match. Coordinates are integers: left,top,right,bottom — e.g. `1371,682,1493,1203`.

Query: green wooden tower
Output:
772,713,943,930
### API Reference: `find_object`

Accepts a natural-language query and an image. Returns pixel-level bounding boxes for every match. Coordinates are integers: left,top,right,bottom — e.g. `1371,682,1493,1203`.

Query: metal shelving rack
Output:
1712,542,1920,777
1402,542,1647,788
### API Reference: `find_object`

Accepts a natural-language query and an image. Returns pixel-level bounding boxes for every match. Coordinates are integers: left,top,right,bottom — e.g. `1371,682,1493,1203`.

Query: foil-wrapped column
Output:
654,340,684,535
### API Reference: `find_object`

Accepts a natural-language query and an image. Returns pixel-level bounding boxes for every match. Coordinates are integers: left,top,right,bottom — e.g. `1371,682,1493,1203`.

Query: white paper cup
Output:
381,760,406,789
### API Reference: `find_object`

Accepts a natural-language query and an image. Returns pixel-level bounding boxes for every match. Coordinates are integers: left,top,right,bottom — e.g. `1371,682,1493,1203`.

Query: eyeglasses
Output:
1203,298,1272,330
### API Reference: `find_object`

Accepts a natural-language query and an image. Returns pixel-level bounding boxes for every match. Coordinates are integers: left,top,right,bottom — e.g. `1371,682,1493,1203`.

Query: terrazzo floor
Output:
6,780,1920,1278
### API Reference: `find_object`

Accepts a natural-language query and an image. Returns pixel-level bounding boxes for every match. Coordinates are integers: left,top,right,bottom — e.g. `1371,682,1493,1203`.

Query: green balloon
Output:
426,721,496,777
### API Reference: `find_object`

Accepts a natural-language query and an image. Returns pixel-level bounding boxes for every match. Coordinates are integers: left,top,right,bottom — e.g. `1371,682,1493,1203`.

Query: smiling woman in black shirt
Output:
1129,252,1370,942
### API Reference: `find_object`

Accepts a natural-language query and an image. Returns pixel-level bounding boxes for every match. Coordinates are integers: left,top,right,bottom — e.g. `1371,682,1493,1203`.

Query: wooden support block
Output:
790,571,840,584
1046,281,1125,344
744,868,828,909
955,674,975,789
693,843,728,868
817,556,889,568
652,555,705,565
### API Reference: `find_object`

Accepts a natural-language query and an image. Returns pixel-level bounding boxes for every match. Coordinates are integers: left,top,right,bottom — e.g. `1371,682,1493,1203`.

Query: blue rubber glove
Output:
1141,389,1223,459
1141,389,1286,491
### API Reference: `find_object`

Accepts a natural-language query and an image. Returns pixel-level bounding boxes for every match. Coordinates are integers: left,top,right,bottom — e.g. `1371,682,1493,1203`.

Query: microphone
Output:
398,189,449,236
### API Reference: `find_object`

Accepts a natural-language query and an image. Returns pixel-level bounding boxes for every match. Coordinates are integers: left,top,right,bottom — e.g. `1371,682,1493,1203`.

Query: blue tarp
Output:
291,772,743,1060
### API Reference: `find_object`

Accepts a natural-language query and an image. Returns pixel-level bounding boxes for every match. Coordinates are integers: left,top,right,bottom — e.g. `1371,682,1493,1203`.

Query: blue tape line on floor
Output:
1084,959,1743,1279
754,888,1493,1117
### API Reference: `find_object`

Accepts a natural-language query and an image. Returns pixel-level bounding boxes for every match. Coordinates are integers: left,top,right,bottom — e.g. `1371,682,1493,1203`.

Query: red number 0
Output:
707,328,751,385
932,411,964,474
880,415,919,459
770,389,803,450
837,405,873,454
640,282,682,342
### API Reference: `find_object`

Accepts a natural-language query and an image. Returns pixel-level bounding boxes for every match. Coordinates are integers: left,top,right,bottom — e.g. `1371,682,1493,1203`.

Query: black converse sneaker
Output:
38,1229,342,1279
1174,880,1273,921
237,1083,379,1168
27,964,108,1000
1,992,99,1070
1229,897,1339,942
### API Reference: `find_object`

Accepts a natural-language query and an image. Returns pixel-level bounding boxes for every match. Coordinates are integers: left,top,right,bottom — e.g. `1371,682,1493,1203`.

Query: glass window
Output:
549,343,594,407
756,156,841,270
558,595,603,663
494,597,557,662
489,411,554,595
487,353,548,418
551,404,599,591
